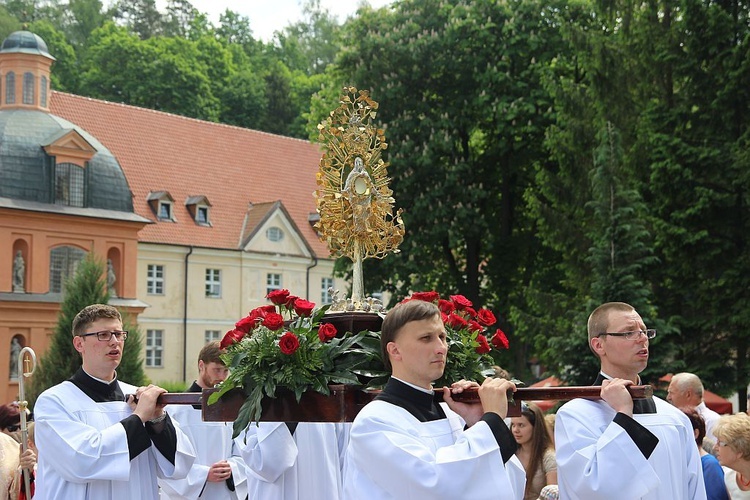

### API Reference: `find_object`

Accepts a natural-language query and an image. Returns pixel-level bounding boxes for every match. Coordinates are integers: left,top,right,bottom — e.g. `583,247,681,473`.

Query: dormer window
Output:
185,195,211,226
54,163,85,207
266,226,284,242
147,191,176,222
158,201,172,220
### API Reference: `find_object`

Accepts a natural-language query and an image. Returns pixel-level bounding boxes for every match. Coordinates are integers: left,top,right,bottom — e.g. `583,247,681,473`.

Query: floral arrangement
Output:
406,291,510,387
211,289,509,432
210,289,371,433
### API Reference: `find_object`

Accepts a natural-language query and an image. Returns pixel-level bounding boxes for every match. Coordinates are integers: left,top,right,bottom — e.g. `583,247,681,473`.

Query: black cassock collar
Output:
375,377,447,422
68,367,125,403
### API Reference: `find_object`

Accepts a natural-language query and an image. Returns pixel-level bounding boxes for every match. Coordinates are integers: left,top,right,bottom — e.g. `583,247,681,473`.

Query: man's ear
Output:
590,336,606,357
72,335,84,354
386,341,401,364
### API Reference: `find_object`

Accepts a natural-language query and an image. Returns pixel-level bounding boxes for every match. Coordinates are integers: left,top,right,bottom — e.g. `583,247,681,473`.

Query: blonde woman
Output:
714,413,750,498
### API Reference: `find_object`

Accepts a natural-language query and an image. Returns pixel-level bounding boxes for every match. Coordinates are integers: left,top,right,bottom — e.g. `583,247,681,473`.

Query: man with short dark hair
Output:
160,340,248,499
35,304,195,499
343,299,525,499
555,302,706,499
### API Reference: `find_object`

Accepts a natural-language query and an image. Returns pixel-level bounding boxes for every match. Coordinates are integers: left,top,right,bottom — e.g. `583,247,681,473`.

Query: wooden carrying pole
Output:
157,384,653,422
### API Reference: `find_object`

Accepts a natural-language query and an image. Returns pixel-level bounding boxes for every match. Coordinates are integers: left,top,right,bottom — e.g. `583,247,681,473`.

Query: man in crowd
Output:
668,372,721,443
34,304,195,499
159,340,247,500
555,301,706,499
343,299,525,499
160,340,248,499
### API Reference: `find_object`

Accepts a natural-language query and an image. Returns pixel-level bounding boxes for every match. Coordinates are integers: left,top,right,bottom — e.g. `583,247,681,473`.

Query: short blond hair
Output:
587,302,634,355
714,413,750,458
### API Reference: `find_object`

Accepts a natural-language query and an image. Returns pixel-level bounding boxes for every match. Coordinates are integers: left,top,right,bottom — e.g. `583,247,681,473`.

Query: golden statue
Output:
314,87,404,311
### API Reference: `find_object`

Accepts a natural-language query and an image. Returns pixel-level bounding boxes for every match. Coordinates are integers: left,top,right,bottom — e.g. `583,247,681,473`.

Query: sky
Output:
185,0,394,42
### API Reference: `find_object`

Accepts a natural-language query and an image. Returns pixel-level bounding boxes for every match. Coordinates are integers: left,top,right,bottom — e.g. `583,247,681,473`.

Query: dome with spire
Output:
0,31,55,60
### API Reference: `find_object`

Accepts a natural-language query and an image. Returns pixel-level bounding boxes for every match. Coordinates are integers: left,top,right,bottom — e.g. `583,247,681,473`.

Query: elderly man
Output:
668,372,721,443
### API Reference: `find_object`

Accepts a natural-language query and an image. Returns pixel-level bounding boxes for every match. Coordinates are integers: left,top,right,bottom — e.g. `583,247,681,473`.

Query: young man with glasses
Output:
555,301,706,499
34,304,195,499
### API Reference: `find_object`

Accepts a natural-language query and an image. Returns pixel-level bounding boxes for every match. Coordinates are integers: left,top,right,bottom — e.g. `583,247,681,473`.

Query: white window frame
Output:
266,226,284,242
205,330,221,343
321,277,334,304
266,273,282,295
146,264,164,295
205,268,222,298
145,329,163,367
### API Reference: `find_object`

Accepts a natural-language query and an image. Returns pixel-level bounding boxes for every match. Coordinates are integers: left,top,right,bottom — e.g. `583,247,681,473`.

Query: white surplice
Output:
343,400,526,500
555,396,707,499
235,422,349,500
35,380,195,500
159,403,248,499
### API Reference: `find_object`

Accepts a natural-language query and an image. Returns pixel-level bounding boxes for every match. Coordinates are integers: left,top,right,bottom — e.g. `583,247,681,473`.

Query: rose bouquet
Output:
406,291,510,387
210,289,372,433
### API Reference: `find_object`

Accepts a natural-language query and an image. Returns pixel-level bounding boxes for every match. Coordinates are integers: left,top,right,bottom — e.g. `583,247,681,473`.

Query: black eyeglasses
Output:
597,329,656,341
79,330,128,342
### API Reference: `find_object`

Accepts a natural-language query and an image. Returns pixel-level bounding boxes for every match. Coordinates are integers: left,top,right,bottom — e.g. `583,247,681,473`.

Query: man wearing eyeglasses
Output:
555,301,706,499
34,304,195,499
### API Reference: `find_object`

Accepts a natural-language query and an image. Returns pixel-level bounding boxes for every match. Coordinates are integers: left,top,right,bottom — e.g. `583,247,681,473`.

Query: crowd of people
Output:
5,300,750,498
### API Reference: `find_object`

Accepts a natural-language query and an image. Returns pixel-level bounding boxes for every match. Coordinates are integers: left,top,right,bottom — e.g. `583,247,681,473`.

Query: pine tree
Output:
28,253,146,406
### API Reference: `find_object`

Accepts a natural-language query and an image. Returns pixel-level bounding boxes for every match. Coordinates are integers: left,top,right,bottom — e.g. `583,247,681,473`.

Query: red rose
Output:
475,334,491,354
476,308,496,327
450,294,473,310
294,299,315,317
318,323,338,342
491,329,510,350
279,332,299,355
220,328,245,349
411,291,440,303
445,313,468,330
262,312,285,331
285,295,299,309
438,299,455,315
468,320,484,333
258,305,277,314
267,289,290,305
465,307,477,318
235,315,257,334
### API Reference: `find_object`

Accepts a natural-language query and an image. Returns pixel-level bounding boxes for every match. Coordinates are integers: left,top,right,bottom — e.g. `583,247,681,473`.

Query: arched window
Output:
40,75,48,107
23,72,34,105
49,246,86,293
55,163,85,207
5,72,15,104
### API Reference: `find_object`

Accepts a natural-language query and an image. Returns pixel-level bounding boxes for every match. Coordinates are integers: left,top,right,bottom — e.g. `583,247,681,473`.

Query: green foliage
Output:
29,253,109,406
118,315,147,386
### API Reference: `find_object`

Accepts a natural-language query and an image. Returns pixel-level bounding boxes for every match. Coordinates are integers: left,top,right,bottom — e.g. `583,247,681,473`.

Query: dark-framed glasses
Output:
79,330,128,342
597,329,656,341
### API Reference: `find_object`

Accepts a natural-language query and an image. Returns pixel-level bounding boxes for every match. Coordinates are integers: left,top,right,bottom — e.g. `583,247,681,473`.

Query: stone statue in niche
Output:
107,259,117,298
12,251,25,293
9,337,21,380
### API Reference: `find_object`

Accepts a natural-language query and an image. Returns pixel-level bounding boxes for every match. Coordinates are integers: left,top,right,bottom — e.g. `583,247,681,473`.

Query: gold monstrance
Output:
314,87,404,313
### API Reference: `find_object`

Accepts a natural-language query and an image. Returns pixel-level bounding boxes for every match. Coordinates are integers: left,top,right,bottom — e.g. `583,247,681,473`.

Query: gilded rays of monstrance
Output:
314,87,404,312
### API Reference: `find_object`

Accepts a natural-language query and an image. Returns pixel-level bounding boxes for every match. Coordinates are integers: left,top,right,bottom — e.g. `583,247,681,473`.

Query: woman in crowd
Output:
511,402,557,500
714,413,750,498
680,406,728,500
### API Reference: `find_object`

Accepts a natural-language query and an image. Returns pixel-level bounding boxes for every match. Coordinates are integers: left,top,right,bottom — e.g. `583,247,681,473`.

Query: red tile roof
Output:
49,91,330,257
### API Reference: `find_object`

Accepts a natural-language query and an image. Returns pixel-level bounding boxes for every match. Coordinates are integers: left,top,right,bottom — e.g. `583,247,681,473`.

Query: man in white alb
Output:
555,301,706,499
35,304,195,499
160,340,248,499
343,298,526,499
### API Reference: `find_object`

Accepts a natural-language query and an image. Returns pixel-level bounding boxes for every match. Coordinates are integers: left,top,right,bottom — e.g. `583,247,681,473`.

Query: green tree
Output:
29,254,146,406
113,0,163,39
27,19,78,92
